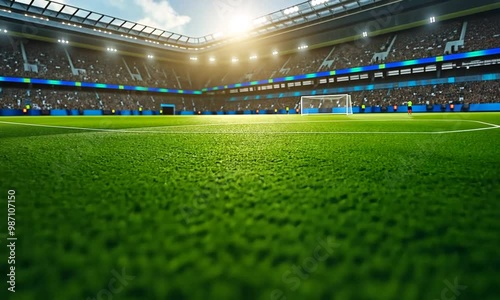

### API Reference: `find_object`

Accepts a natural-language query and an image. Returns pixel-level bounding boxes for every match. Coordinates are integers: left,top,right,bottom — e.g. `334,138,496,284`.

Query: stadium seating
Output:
463,13,500,53
388,20,462,62
2,12,499,88
1,11,499,113
2,81,497,111
351,81,500,107
0,35,24,78
0,87,201,112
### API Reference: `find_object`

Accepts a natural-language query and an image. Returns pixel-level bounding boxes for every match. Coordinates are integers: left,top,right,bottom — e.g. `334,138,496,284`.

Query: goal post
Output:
300,94,353,115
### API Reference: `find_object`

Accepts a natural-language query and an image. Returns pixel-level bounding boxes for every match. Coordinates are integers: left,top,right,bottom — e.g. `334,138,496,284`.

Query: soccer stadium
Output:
0,0,499,299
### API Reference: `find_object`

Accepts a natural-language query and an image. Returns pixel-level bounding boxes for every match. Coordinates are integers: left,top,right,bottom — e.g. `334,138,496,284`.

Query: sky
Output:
53,0,306,37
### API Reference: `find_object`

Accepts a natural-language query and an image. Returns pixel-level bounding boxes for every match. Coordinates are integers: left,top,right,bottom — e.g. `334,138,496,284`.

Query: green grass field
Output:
0,113,499,300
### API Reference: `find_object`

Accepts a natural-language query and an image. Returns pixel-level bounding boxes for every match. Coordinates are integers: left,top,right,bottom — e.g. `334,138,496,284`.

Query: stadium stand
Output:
0,87,201,111
2,12,500,88
1,10,500,114
196,13,498,84
388,20,462,62
0,35,24,78
330,36,393,69
284,46,333,75
463,13,500,52
24,40,72,80
2,81,498,111
351,81,500,107
206,81,500,112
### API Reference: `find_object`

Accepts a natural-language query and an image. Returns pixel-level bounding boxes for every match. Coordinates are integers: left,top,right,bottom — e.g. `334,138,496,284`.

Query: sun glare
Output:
226,14,252,35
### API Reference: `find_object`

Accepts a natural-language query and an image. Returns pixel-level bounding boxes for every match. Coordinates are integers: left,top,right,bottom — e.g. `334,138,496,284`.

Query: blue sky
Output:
55,0,305,37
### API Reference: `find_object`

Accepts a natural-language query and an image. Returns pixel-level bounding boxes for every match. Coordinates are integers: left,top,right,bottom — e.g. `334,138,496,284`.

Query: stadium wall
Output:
0,109,162,116
2,104,500,116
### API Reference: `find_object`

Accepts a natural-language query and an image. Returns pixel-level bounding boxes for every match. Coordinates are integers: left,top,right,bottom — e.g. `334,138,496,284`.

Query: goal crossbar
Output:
300,94,353,115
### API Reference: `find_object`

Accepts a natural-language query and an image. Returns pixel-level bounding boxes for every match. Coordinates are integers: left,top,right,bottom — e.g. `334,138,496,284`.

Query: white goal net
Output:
300,94,353,115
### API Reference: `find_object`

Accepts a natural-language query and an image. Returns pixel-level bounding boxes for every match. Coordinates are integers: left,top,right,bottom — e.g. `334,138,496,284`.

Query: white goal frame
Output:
300,94,353,116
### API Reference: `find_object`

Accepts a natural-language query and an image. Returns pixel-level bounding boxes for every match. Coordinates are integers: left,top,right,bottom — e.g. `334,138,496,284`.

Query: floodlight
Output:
311,0,328,6
284,6,299,15
362,31,368,37
430,16,436,23
231,57,239,63
272,50,279,56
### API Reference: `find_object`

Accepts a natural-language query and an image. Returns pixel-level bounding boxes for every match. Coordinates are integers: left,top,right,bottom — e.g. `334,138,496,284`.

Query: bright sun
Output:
226,14,252,35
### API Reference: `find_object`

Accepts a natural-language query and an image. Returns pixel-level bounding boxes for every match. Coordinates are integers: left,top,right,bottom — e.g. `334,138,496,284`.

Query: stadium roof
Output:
0,0,385,50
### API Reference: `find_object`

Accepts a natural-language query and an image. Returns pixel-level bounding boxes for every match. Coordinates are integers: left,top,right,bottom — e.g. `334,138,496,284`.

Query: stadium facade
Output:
0,0,499,115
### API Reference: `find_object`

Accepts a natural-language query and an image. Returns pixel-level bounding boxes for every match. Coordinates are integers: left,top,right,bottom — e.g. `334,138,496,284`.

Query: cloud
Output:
107,0,126,8
133,0,191,33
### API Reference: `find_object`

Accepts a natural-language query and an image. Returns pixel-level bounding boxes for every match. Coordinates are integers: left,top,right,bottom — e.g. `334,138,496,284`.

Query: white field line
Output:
471,120,500,128
0,121,125,132
0,119,499,135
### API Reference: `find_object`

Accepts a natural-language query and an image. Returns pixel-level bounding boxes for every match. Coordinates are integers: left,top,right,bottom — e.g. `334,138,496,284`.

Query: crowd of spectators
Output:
388,20,462,62
1,81,497,111
208,11,499,84
284,47,333,75
0,12,499,93
253,56,288,82
206,81,500,112
0,87,204,111
0,38,193,89
351,80,500,107
0,35,24,77
463,13,500,53
200,59,273,88
212,97,300,112
24,40,71,80
0,14,500,89
329,35,393,70
124,57,183,89
69,47,130,85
